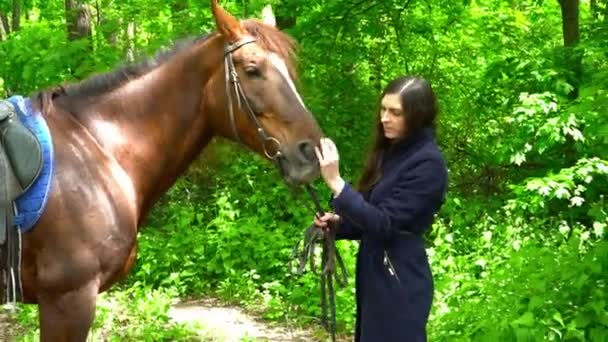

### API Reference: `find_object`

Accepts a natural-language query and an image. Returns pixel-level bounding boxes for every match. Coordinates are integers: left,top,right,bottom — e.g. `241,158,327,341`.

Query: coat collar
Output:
385,127,434,160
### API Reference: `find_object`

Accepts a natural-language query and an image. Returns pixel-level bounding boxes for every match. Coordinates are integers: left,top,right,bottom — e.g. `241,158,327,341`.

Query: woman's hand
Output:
315,138,345,196
313,212,341,230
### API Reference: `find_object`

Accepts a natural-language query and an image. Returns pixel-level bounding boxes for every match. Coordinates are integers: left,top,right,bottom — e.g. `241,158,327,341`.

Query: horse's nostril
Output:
297,140,316,162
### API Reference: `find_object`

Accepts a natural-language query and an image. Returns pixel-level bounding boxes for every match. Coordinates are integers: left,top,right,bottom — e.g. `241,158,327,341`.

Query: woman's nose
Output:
381,112,389,122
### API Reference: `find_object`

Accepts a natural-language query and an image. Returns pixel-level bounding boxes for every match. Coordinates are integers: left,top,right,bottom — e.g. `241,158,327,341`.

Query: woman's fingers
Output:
314,217,327,227
314,212,334,225
316,143,335,167
325,138,336,153
316,138,339,161
319,138,338,162
314,146,324,164
314,213,339,226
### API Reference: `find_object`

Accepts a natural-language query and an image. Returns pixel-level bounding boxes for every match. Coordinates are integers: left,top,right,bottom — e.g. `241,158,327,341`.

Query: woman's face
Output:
380,93,406,140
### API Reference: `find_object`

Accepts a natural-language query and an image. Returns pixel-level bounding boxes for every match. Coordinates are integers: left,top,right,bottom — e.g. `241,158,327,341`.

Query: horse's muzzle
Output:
277,139,320,185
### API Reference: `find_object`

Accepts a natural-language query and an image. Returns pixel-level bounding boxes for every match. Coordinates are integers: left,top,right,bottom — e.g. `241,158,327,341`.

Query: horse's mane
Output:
43,19,298,103
58,35,211,100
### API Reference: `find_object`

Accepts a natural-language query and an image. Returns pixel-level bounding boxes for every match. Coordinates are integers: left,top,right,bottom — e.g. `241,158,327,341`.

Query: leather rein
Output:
223,37,348,342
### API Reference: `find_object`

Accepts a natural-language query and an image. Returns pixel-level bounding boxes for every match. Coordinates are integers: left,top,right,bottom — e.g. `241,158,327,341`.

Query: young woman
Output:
314,76,448,342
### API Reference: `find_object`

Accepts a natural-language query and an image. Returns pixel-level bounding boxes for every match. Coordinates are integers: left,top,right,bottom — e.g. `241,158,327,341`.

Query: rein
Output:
292,186,349,342
223,37,348,342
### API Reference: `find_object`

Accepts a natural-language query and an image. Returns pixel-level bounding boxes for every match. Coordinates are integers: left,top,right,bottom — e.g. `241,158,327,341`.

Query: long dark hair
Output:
357,76,438,192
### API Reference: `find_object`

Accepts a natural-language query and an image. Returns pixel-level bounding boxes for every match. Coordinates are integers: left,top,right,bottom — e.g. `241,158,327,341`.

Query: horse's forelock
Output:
241,19,298,80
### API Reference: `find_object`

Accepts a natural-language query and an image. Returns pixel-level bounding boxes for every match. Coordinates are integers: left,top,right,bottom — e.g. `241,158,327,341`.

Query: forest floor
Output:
1,306,23,341
1,298,350,341
168,298,324,341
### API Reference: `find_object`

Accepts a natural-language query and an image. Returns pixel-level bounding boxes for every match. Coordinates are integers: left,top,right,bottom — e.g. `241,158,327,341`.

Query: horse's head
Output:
209,1,322,186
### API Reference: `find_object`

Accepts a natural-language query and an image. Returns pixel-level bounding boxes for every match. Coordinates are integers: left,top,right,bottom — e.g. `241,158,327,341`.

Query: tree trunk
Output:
95,0,119,46
170,1,188,18
65,0,76,36
94,0,101,27
75,4,92,38
11,0,20,32
0,13,9,36
125,21,136,62
170,0,188,35
107,17,120,46
274,1,296,29
557,0,581,99
558,0,580,47
0,12,8,40
66,0,92,41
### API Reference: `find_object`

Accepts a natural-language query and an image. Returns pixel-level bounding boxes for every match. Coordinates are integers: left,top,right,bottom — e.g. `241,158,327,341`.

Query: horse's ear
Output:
261,5,276,28
210,0,245,42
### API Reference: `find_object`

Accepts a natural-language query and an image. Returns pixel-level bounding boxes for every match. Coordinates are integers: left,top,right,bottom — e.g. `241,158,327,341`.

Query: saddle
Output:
0,99,43,305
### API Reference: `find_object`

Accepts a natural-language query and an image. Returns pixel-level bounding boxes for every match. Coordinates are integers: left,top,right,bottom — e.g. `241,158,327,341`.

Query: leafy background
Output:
1,0,607,340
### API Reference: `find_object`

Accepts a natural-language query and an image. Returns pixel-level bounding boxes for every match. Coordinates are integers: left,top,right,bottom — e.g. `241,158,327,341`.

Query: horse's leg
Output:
38,279,99,342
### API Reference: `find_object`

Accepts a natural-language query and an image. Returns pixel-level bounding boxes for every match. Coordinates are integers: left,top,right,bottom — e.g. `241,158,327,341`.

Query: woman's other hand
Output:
315,137,345,196
313,212,341,230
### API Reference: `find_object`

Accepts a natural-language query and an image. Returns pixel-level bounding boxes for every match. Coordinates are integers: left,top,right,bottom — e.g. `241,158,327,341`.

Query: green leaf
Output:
528,296,544,311
552,310,565,328
511,311,535,328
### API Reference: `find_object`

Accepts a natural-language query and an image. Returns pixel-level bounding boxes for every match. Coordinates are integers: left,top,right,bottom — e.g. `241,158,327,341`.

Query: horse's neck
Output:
77,35,224,218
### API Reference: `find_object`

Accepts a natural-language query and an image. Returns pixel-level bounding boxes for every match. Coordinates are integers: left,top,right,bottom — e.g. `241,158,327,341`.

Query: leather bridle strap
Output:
224,37,281,160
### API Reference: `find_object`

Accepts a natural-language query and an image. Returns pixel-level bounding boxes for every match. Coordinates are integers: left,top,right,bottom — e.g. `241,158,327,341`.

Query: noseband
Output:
224,37,281,160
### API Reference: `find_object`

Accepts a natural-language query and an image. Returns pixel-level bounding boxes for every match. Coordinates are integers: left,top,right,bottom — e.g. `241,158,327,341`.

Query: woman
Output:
314,76,448,342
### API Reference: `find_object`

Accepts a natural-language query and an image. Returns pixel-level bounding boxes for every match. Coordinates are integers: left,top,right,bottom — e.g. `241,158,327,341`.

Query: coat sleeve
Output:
335,214,363,240
325,186,363,240
330,158,447,241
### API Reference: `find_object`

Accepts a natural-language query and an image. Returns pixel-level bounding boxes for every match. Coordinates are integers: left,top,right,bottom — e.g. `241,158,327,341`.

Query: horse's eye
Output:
245,66,262,78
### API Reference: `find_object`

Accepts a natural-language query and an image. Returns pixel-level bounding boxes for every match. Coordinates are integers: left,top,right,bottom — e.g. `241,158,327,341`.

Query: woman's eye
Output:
388,108,402,116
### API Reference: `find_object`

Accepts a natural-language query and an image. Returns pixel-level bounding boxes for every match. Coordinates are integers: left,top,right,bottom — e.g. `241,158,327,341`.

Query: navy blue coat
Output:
330,128,448,342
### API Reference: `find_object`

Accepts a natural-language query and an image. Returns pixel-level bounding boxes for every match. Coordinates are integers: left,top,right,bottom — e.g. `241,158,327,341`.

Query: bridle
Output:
223,36,347,342
223,36,281,160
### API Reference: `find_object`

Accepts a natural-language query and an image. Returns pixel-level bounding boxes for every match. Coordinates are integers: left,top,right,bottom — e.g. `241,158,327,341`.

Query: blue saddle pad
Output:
6,95,54,233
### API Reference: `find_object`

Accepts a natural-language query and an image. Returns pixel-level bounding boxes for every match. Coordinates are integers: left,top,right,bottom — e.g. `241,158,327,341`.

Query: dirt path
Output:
1,307,22,341
1,298,348,342
168,298,342,342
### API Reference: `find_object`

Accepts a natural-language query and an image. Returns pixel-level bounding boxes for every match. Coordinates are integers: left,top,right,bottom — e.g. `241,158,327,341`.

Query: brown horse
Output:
17,1,322,340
